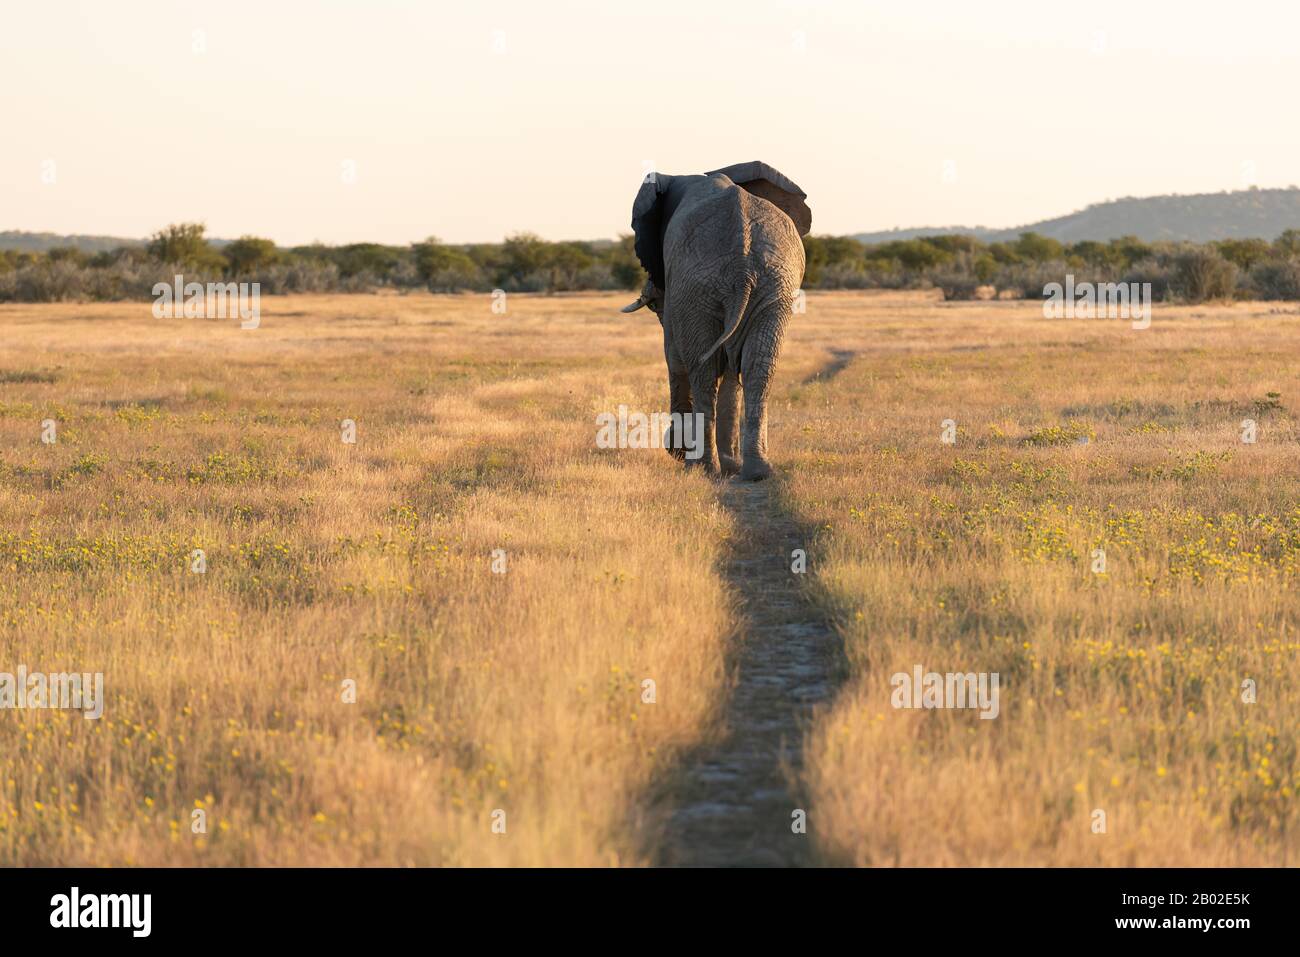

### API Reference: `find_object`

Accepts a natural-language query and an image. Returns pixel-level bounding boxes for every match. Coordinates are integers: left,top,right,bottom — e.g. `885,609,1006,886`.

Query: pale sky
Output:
4,0,1299,245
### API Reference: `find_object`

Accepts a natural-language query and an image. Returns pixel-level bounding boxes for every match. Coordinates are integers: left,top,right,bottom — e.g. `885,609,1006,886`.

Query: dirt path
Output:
653,480,844,866
800,348,859,385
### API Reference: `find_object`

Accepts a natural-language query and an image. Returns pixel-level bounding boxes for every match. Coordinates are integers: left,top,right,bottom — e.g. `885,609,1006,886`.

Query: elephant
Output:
620,161,811,481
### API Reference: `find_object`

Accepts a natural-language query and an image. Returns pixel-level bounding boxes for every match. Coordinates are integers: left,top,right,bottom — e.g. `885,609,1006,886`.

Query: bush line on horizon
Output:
5,222,1300,304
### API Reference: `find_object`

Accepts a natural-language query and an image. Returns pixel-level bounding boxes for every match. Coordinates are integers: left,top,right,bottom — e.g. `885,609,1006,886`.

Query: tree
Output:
821,236,868,269
147,223,225,272
333,243,401,280
411,237,481,290
45,247,89,266
1109,236,1152,269
1274,229,1300,257
1174,249,1238,303
1012,232,1064,263
499,232,551,285
872,239,950,271
546,242,593,290
609,234,643,289
923,234,983,256
1066,240,1114,269
802,235,828,285
1215,238,1270,272
987,242,1021,265
224,236,279,275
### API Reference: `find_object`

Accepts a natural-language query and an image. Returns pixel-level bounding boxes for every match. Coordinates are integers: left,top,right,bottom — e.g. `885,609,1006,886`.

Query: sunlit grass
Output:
3,290,1296,866
777,294,1300,865
0,292,732,865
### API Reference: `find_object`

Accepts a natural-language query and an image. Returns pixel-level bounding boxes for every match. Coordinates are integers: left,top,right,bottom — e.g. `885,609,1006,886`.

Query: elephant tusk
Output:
620,296,647,313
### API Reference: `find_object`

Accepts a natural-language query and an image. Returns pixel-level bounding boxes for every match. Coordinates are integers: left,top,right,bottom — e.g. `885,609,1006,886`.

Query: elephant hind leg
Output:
685,365,720,474
716,367,742,476
738,326,781,482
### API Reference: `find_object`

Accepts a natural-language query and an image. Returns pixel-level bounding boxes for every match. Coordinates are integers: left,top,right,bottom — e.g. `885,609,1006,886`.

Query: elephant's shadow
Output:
638,479,847,867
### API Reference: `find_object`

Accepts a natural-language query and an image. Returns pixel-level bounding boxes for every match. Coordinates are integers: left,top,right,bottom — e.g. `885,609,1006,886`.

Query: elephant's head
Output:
624,161,813,296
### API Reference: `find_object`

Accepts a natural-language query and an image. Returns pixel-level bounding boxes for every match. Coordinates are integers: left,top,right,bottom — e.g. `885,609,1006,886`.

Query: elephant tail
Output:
698,279,757,368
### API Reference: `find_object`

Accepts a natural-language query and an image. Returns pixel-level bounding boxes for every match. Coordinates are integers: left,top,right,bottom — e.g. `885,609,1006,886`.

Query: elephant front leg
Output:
716,367,742,476
664,368,692,460
684,366,720,474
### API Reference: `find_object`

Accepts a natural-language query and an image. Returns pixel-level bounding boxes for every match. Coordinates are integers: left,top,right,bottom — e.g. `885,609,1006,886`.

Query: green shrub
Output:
1172,249,1238,303
1248,258,1300,300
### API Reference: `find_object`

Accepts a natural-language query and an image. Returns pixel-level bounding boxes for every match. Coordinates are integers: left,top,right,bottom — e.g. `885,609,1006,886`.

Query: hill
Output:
854,187,1300,245
0,230,241,253
0,230,145,253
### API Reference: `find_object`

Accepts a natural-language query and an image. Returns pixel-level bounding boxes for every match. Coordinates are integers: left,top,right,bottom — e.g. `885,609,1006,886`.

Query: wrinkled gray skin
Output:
621,163,809,481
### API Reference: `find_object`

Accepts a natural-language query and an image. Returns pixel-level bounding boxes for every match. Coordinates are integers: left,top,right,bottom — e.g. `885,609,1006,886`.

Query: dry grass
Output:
0,292,734,865
2,289,1297,866
780,292,1300,866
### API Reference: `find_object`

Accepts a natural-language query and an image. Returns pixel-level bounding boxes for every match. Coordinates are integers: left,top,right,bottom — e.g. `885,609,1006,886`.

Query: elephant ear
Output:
706,161,812,236
630,174,669,290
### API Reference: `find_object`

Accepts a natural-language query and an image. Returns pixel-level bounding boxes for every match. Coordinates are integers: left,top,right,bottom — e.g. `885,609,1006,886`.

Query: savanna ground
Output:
1,290,1296,866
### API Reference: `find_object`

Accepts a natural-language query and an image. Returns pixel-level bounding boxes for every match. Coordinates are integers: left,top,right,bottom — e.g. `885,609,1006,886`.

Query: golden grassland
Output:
785,293,1300,866
0,293,735,865
1,290,1297,865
